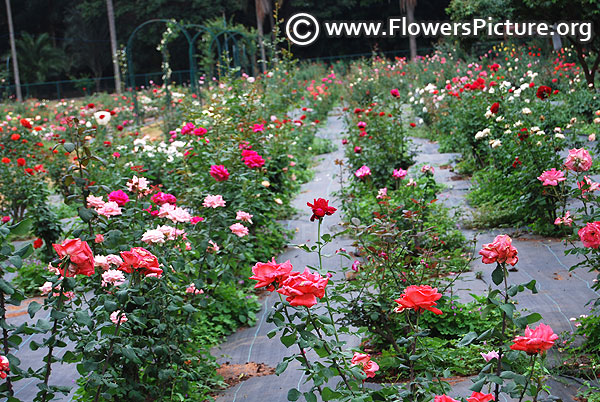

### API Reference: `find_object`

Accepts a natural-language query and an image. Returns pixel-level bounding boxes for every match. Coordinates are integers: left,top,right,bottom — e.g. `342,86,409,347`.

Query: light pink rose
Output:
203,194,226,208
185,283,204,295
564,148,593,172
39,281,53,295
236,211,253,224
96,201,122,217
106,254,123,266
94,255,111,270
351,352,379,378
141,229,166,244
86,195,105,208
110,310,128,325
230,223,249,237
101,269,126,287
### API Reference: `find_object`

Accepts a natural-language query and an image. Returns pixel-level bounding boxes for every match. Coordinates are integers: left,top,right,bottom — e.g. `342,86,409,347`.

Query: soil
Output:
216,362,276,387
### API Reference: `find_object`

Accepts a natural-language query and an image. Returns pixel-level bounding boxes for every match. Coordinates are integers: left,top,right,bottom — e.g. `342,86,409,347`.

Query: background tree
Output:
15,33,66,83
400,0,417,61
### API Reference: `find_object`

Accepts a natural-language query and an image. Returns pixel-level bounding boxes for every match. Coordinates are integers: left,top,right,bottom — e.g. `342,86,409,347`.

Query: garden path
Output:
212,109,357,401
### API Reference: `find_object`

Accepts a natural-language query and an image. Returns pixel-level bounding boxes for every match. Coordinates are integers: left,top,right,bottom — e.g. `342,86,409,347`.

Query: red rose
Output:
16,158,25,167
409,122,416,127
1,158,10,164
467,392,495,402
33,238,43,249
479,234,518,266
578,221,600,249
394,285,443,315
434,396,459,402
490,102,499,114
307,198,336,221
119,247,162,277
510,323,558,355
249,258,293,291
53,238,95,277
276,267,328,307
209,165,230,181
10,134,20,141
536,85,551,99
20,119,32,129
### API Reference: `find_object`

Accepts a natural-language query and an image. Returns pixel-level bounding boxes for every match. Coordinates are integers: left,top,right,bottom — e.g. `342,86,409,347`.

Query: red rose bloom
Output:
578,221,600,249
536,85,551,99
53,238,95,277
276,267,328,307
209,164,230,181
490,102,499,114
249,258,293,291
307,198,336,221
16,158,25,167
1,158,10,164
510,323,558,355
394,285,443,315
33,238,43,249
467,392,495,402
20,119,32,129
434,396,459,402
10,134,20,141
119,247,162,277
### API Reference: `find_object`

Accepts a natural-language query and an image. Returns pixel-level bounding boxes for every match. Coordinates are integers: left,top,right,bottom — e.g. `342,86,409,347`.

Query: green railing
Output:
0,69,194,101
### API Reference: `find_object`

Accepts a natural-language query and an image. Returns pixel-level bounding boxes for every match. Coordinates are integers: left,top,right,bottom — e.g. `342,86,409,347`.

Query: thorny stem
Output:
494,262,510,401
519,354,537,402
0,275,13,395
40,275,66,402
306,308,356,397
93,317,123,402
317,219,340,345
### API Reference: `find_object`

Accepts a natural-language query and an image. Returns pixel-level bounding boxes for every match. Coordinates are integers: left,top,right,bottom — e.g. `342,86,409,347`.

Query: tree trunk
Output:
407,3,417,61
5,0,22,101
255,0,267,73
106,0,121,94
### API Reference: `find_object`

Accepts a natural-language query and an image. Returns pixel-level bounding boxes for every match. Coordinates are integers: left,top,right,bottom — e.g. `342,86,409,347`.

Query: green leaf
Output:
275,361,288,375
74,310,92,327
9,219,31,236
104,300,118,312
8,255,22,269
78,207,96,223
281,333,296,348
63,143,75,153
28,301,42,318
0,279,14,295
287,388,301,401
457,331,477,347
491,264,504,285
304,391,317,402
470,377,485,392
525,312,542,324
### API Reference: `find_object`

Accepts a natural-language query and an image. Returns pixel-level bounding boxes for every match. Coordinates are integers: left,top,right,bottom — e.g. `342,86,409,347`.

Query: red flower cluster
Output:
307,198,337,222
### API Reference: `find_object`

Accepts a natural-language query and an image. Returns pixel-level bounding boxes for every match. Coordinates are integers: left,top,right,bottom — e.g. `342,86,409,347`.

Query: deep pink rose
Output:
151,192,177,205
276,268,328,307
479,235,518,266
242,150,265,168
578,221,600,249
53,238,95,277
467,392,495,402
537,168,566,186
108,190,130,206
434,396,459,402
210,165,230,181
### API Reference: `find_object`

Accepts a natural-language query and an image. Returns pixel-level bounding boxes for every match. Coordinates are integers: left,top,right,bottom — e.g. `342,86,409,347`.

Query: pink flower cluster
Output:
351,352,379,378
242,149,265,168
355,165,371,179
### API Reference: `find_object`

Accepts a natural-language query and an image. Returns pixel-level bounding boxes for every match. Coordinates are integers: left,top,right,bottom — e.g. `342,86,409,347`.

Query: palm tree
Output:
400,0,417,61
255,0,271,72
16,33,66,83
106,0,121,94
4,0,22,101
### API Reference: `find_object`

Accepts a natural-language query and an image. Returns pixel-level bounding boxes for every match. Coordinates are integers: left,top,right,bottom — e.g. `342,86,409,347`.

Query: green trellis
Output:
126,19,255,124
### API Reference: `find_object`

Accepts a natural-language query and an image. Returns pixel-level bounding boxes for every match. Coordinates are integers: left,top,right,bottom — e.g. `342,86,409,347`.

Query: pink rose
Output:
351,352,379,378
393,168,407,179
210,165,230,182
230,223,249,237
510,323,558,355
355,165,371,178
86,195,105,208
141,229,166,244
203,194,226,208
578,221,600,248
236,211,253,224
276,267,329,307
96,201,122,217
110,311,128,325
467,392,495,402
394,285,443,315
53,238,95,277
185,283,204,295
537,168,566,186
108,190,130,206
0,355,9,379
190,216,204,224
242,150,265,168
434,396,459,402
480,350,499,362
151,192,177,205
94,234,105,243
564,148,592,172
101,269,125,287
479,234,518,266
